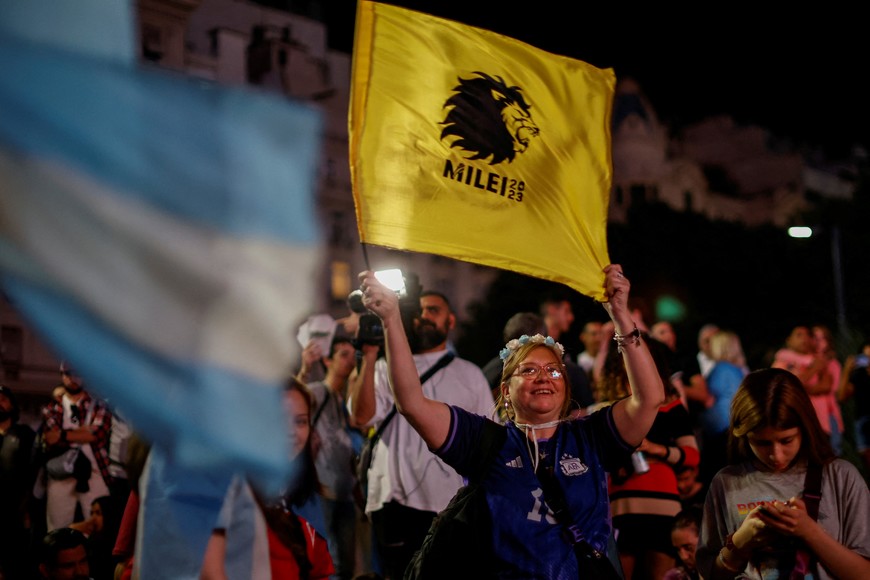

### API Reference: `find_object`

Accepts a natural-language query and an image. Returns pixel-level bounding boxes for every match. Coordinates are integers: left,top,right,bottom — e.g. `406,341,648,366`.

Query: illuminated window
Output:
331,261,352,300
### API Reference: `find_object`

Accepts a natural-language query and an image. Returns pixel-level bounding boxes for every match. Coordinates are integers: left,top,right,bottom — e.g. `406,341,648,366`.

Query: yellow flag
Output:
349,1,615,301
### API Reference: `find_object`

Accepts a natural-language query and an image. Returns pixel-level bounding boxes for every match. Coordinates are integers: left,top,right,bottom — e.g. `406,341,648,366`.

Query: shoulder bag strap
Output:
369,351,456,441
789,462,824,579
311,390,330,427
536,466,623,580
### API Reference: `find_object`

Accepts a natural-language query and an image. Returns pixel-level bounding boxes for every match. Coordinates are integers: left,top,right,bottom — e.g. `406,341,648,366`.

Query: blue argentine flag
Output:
0,2,323,571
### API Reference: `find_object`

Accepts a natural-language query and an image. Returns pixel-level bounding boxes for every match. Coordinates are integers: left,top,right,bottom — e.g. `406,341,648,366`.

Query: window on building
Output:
1,325,22,380
330,261,352,301
141,24,164,63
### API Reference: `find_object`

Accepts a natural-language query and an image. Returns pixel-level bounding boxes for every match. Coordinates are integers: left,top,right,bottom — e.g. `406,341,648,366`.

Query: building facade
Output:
2,0,857,399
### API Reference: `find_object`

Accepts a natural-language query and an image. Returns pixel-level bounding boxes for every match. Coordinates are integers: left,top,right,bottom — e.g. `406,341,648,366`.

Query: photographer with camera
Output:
346,271,494,579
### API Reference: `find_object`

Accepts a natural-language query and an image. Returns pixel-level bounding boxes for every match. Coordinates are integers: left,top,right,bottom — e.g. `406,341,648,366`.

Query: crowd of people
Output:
1,264,869,579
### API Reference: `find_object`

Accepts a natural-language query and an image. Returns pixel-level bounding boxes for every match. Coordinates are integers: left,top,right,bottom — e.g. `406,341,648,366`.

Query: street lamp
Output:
787,224,848,339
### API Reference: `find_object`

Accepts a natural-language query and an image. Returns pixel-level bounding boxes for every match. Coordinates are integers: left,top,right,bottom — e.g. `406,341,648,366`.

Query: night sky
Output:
323,1,868,157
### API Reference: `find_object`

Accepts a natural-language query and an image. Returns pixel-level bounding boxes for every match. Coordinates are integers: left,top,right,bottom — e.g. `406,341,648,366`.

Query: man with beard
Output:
41,362,112,532
348,289,494,579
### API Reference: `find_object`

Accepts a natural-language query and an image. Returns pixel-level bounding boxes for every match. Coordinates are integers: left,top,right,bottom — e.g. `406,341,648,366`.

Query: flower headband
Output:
499,334,565,366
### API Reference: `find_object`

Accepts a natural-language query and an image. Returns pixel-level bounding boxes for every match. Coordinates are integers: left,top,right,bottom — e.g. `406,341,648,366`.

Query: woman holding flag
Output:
358,264,663,577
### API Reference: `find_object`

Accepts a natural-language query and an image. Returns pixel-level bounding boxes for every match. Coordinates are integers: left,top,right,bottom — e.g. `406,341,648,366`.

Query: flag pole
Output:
361,242,372,271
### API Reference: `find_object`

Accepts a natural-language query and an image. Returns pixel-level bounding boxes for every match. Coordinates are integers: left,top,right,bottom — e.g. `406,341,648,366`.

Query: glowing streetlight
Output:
787,226,813,238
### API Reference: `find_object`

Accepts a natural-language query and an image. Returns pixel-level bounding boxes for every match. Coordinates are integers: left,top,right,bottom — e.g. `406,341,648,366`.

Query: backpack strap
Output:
803,461,823,521
467,419,508,482
368,352,456,448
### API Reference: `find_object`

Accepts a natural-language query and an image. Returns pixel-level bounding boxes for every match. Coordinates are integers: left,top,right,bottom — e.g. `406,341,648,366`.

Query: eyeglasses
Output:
512,363,563,380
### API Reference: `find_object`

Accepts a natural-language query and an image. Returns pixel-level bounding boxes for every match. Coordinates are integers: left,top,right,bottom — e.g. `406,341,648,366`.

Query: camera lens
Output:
347,289,367,314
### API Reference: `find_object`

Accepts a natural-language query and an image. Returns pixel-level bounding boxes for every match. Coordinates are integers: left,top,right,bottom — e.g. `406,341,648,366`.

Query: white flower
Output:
500,333,564,363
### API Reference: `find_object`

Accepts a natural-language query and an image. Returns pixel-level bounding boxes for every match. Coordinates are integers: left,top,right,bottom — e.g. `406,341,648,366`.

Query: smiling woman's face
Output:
504,345,566,423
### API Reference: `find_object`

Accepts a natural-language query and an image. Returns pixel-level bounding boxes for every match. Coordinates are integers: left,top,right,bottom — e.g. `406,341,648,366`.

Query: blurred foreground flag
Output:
349,1,615,300
0,8,323,487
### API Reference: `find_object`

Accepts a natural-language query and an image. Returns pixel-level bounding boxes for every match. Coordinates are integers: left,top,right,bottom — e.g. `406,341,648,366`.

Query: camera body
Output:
347,270,422,349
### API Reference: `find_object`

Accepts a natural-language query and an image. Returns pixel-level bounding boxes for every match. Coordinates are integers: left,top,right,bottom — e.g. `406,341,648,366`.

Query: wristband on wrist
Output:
60,429,67,443
613,325,642,354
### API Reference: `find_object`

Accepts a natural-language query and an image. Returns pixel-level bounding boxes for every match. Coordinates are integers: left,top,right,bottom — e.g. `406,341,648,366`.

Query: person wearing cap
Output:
0,384,37,578
41,363,112,532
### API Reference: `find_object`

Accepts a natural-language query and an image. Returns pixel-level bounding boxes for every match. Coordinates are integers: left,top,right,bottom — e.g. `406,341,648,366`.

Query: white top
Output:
353,349,495,514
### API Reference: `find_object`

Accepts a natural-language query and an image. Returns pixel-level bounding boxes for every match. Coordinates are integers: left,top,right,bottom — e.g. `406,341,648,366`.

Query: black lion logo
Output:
440,72,539,165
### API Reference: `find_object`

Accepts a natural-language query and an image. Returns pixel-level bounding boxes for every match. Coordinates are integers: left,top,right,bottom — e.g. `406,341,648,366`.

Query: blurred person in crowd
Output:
576,320,603,378
0,384,38,579
540,294,594,411
308,336,367,579
697,368,870,579
110,432,151,580
838,339,870,476
650,321,710,449
674,463,707,511
597,333,700,580
696,324,720,378
813,324,844,453
664,506,702,580
38,527,90,580
41,362,112,531
699,330,749,484
539,291,574,345
772,325,843,454
69,495,121,580
201,378,335,579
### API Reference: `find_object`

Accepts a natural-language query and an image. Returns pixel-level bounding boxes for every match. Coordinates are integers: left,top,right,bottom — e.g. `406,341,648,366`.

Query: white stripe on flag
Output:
0,152,318,382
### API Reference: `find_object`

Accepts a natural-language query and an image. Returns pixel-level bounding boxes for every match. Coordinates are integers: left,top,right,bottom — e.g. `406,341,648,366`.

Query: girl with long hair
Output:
697,368,870,579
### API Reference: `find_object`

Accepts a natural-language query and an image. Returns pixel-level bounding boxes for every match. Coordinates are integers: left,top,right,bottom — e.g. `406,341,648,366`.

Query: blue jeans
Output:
321,497,358,579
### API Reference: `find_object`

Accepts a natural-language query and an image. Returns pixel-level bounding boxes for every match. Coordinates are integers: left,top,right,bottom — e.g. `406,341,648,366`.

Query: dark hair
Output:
595,334,676,403
328,336,354,358
91,495,122,540
40,527,88,567
420,290,453,312
538,290,572,314
671,506,702,534
253,490,314,580
502,312,547,342
728,368,835,466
